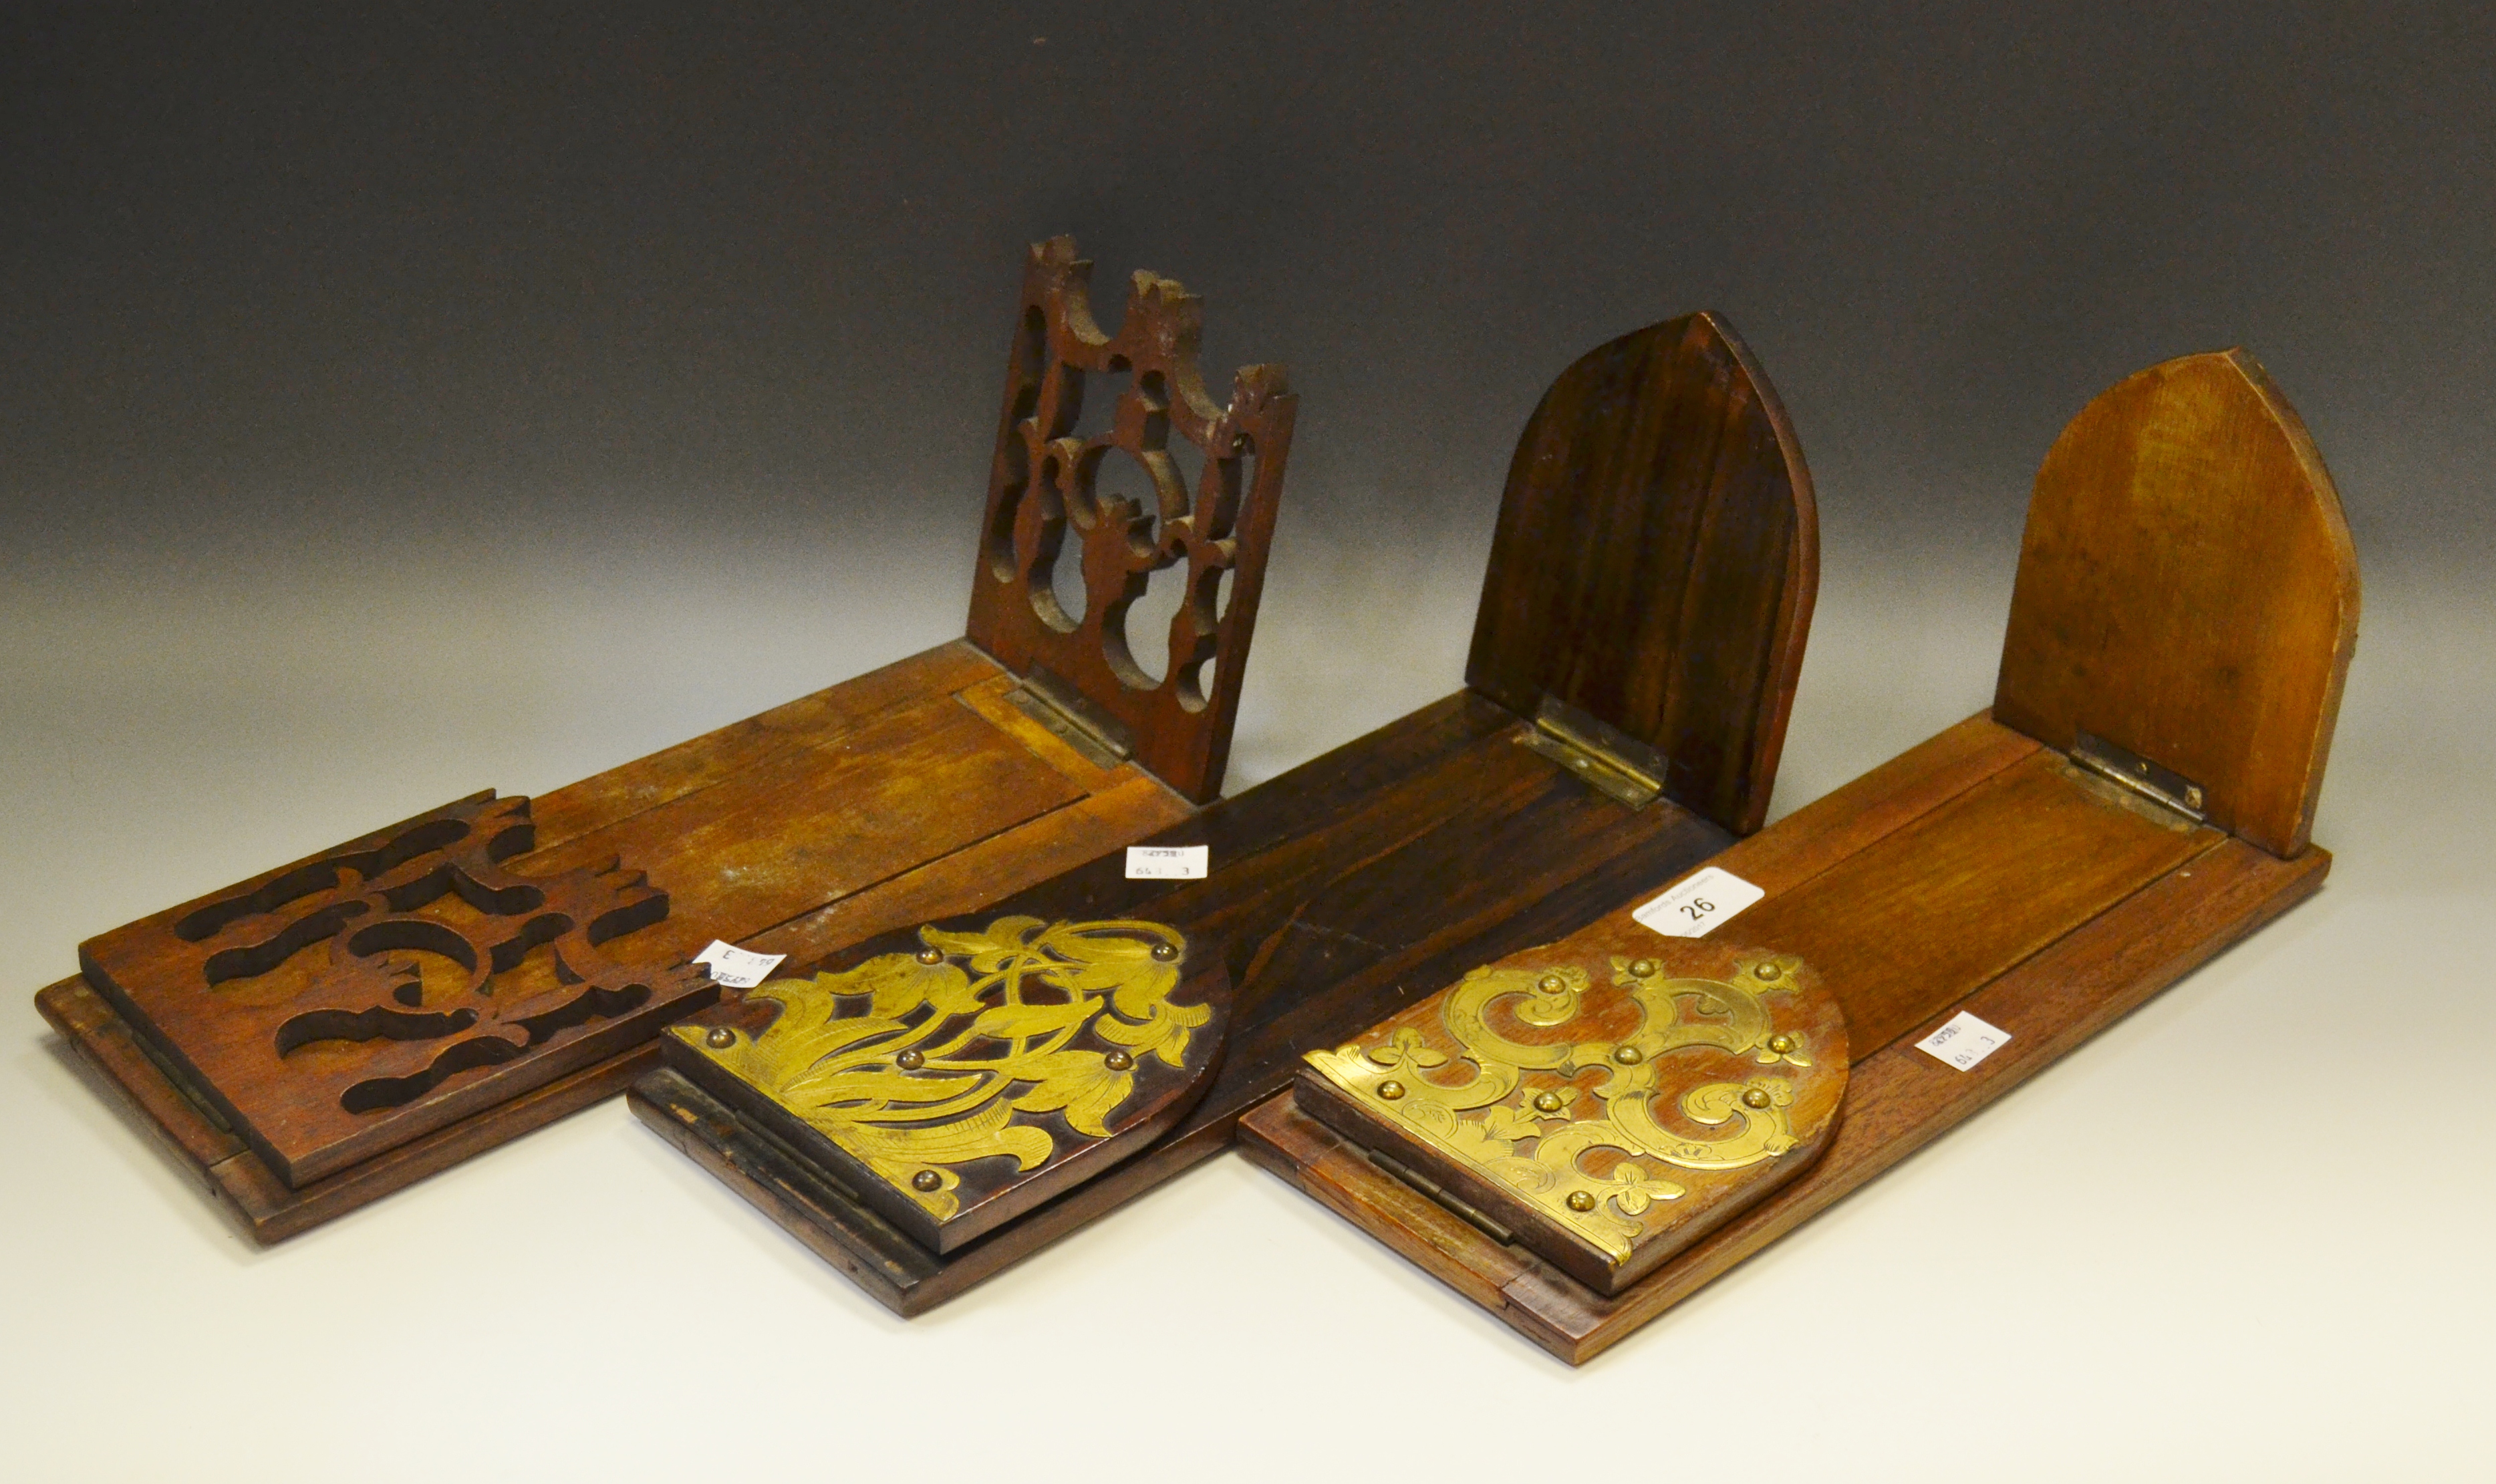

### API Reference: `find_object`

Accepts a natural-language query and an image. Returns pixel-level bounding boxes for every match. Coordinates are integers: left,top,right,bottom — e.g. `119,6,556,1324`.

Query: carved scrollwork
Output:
675,915,1213,1221
966,236,1297,802
78,792,715,1186
1305,948,1836,1263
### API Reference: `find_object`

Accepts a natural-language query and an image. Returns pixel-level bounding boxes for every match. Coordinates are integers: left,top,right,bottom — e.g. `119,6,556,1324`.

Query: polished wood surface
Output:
1240,348,2359,1362
965,237,1298,804
36,233,1286,1239
1467,313,1816,834
664,915,1232,1254
1993,350,2359,857
630,311,1822,1313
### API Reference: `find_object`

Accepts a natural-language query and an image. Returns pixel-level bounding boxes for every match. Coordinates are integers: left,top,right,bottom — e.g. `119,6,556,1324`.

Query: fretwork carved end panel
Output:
966,236,1297,804
78,792,716,1187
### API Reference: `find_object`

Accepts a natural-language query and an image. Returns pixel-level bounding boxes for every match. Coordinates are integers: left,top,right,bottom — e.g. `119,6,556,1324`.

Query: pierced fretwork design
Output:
966,236,1296,803
79,793,715,1187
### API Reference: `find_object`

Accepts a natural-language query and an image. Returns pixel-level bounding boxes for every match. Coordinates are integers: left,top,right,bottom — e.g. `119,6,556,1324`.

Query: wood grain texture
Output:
965,236,1297,803
34,237,1293,1237
1466,312,1816,835
1242,837,2328,1364
78,792,718,1187
1993,349,2360,858
41,976,668,1244
632,690,1745,1312
629,308,1824,1311
1237,350,2359,1362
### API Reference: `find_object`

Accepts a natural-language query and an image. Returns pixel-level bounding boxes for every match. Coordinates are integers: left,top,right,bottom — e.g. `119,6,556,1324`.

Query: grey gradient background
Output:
3,7,2491,1479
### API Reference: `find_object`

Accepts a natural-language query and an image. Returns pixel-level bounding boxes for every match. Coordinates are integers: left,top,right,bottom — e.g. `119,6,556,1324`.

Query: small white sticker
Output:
692,940,786,990
1633,866,1766,939
1916,1010,2013,1071
1125,845,1209,880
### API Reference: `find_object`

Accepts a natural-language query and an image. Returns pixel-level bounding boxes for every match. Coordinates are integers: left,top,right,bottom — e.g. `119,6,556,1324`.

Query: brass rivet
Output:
1613,1045,1643,1064
1532,1091,1563,1114
911,1171,942,1192
895,1049,925,1070
1377,1080,1406,1100
1742,1088,1772,1109
1629,959,1656,977
1151,942,1180,961
1566,1191,1596,1212
704,1027,734,1049
1755,963,1782,981
1537,973,1566,994
916,946,944,964
1104,1050,1134,1071
1768,1034,1797,1054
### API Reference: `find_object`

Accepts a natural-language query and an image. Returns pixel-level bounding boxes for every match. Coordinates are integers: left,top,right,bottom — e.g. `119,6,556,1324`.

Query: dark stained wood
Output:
35,237,1284,1240
1467,313,1816,834
966,237,1298,804
632,307,1824,1312
665,915,1230,1254
1237,348,2362,1362
1993,350,2360,858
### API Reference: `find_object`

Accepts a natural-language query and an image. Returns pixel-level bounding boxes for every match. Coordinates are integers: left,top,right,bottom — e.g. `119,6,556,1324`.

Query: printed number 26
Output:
1681,897,1715,921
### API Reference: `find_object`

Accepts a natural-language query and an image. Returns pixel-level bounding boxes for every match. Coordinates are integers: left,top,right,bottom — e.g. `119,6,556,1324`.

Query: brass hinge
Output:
2070,730,2207,824
1367,1149,1516,1245
1006,667,1136,771
1518,695,1669,809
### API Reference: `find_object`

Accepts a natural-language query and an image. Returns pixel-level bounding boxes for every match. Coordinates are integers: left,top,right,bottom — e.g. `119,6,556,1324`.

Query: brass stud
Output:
1629,959,1656,977
1768,1034,1797,1054
1613,1045,1643,1065
1151,942,1180,962
1566,1191,1596,1212
1537,973,1566,994
1754,962,1782,981
704,1027,735,1049
916,946,944,965
1104,1050,1134,1071
1532,1090,1564,1114
1377,1080,1406,1100
911,1170,942,1193
895,1049,925,1070
1742,1088,1772,1109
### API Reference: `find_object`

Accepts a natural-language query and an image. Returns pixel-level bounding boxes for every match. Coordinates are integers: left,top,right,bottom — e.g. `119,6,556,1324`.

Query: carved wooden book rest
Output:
1238,350,2360,1363
632,311,1820,1314
35,236,1297,1241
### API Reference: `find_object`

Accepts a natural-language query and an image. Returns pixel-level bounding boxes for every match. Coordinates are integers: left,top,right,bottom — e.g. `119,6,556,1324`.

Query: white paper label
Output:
1632,866,1766,939
692,940,786,990
1915,1010,2013,1071
1125,845,1209,880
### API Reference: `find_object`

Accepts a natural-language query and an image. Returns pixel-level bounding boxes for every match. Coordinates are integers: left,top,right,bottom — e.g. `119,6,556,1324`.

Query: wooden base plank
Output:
35,641,1200,1242
40,976,664,1244
634,688,1749,1312
1238,835,2328,1364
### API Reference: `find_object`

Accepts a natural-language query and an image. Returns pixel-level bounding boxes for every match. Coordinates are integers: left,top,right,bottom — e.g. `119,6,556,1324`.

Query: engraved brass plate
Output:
668,913,1228,1253
1299,937,1846,1292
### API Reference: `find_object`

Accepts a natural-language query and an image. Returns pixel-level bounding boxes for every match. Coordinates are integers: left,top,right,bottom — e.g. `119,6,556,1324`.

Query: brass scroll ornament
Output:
1304,953,1816,1260
679,917,1207,1220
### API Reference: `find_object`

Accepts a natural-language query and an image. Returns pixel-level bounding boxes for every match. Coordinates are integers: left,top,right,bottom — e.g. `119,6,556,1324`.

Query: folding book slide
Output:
1238,349,2360,1364
632,310,1820,1314
34,237,1297,1242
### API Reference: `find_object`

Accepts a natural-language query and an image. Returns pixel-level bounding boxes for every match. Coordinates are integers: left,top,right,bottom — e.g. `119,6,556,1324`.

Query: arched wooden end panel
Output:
1464,313,1818,836
1993,350,2360,859
966,237,1298,804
